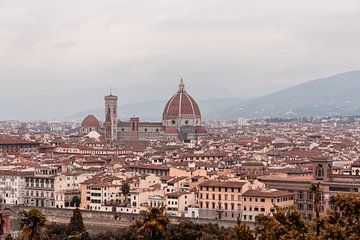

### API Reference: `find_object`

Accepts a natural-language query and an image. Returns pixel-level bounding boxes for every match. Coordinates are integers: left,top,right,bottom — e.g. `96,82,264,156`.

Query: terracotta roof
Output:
165,127,178,134
351,161,360,167
81,115,100,128
198,180,246,188
195,126,207,134
127,164,170,171
243,189,294,198
166,191,191,198
163,81,201,120
0,135,39,145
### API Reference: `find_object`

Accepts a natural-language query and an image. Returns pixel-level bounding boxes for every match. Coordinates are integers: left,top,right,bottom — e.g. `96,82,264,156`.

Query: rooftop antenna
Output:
110,87,112,96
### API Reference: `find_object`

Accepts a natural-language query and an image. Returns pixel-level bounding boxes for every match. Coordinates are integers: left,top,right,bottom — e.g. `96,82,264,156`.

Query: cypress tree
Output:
67,208,86,236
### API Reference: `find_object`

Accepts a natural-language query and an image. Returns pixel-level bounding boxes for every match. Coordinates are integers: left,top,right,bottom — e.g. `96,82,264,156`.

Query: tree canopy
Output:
20,208,48,240
67,208,87,236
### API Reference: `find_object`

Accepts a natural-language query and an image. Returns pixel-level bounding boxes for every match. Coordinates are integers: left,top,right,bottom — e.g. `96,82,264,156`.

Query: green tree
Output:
168,221,234,240
20,208,48,240
133,207,169,240
255,207,315,240
67,208,86,236
167,221,203,240
63,231,90,240
233,218,255,240
319,192,360,240
47,223,68,240
121,182,130,206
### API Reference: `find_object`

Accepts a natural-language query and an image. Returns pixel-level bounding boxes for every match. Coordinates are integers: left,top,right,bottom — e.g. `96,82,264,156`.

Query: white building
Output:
0,171,27,206
165,191,196,217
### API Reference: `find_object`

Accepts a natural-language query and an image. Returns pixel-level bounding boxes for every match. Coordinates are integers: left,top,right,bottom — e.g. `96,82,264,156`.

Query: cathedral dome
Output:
163,80,201,120
81,115,100,128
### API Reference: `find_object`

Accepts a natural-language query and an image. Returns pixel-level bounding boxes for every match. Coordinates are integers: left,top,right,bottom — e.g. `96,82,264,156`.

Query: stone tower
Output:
104,92,118,141
130,117,139,142
313,157,333,182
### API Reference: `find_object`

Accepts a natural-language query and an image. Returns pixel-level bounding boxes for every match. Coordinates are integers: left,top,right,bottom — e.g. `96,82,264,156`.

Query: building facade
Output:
241,189,294,222
259,157,360,220
0,171,27,206
196,180,265,220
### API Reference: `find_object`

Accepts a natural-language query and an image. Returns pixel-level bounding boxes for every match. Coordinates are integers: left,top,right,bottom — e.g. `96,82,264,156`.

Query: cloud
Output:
0,0,360,98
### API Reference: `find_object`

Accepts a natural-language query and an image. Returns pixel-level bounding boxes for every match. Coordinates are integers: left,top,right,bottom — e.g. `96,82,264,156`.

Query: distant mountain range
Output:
0,84,238,121
223,71,360,119
1,71,360,121
66,98,246,121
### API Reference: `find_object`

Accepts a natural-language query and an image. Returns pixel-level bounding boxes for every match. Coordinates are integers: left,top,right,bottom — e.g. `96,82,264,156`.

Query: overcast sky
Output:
1,0,360,98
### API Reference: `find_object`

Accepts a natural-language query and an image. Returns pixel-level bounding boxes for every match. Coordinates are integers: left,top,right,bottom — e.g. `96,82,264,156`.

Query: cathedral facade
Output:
104,80,207,142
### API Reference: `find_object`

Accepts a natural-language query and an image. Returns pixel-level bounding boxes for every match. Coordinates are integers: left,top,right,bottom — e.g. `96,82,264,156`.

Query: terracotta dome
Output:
163,80,201,120
81,115,100,128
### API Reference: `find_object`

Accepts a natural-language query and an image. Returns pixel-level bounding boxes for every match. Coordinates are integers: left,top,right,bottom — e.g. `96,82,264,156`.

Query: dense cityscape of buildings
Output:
2,81,360,230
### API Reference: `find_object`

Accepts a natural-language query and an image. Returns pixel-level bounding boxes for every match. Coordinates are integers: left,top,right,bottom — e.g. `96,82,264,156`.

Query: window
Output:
261,208,265,212
298,203,304,210
298,191,304,200
261,198,265,202
254,207,259,212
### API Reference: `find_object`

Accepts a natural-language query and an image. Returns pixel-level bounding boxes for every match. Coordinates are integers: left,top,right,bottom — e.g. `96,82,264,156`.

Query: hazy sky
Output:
1,0,360,98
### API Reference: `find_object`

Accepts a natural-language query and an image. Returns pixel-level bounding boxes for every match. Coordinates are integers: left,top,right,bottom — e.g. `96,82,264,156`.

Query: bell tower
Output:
104,91,118,141
313,157,333,182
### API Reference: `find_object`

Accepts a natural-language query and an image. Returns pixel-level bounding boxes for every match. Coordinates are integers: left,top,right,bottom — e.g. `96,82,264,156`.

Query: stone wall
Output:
9,206,251,232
